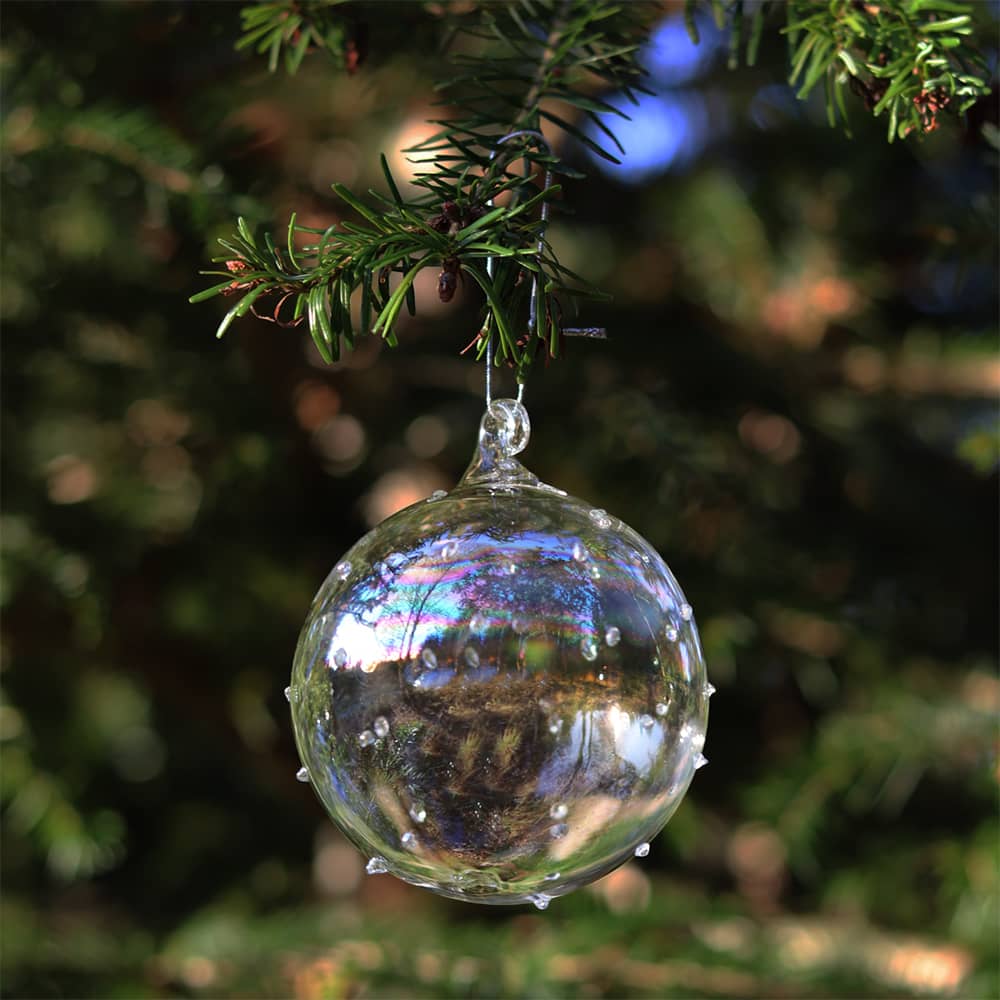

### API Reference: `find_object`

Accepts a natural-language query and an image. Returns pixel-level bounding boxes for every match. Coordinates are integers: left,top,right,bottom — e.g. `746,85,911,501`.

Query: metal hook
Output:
483,129,554,405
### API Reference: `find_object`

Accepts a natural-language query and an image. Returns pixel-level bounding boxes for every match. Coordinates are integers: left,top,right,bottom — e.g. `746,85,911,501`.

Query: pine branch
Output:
198,0,992,369
194,0,653,374
235,0,363,74
688,0,992,140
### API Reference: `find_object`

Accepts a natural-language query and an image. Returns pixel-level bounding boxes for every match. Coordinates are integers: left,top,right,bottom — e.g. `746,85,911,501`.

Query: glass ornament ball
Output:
290,399,711,906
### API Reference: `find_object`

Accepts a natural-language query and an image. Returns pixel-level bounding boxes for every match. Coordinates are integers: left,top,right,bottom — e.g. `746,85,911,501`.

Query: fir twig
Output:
198,0,992,369
236,0,363,74
686,0,991,140
195,0,652,374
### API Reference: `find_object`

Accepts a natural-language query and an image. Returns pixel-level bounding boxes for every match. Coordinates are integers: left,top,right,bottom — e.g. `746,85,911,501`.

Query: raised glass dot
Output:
366,856,389,875
333,648,348,669
401,831,419,851
680,603,693,621
588,508,612,530
605,626,621,647
549,823,568,840
335,560,352,580
421,647,438,670
295,766,309,783
655,701,670,717
358,730,376,747
581,637,599,662
373,716,390,739
704,682,716,697
464,646,480,669
548,718,564,735
665,626,679,643
284,685,292,703
531,894,552,910
427,490,447,502
506,562,517,575
694,753,709,770
409,804,427,824
589,565,602,581
550,802,568,820
639,714,654,730
634,842,650,858
571,541,588,562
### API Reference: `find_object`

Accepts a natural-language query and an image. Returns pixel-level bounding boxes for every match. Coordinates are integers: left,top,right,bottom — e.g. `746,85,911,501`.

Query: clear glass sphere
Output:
290,399,711,906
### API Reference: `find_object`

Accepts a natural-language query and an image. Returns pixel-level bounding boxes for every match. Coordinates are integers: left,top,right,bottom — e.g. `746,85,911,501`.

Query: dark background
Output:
2,2,997,997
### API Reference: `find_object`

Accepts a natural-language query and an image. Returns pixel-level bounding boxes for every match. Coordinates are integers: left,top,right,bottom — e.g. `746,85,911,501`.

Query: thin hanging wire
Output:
485,336,493,405
484,129,553,407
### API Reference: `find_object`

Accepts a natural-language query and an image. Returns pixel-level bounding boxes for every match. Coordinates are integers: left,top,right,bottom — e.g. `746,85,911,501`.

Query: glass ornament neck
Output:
459,398,540,489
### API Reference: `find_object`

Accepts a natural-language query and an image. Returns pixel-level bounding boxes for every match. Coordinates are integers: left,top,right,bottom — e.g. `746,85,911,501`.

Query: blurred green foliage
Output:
1,2,997,998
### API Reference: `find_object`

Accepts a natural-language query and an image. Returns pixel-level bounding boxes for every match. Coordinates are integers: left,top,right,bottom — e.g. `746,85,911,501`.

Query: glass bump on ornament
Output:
289,398,712,907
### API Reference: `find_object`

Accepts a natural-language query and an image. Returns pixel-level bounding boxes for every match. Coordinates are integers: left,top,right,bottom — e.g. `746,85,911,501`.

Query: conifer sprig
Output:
196,0,652,374
196,0,992,369
236,0,360,74
693,0,991,140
